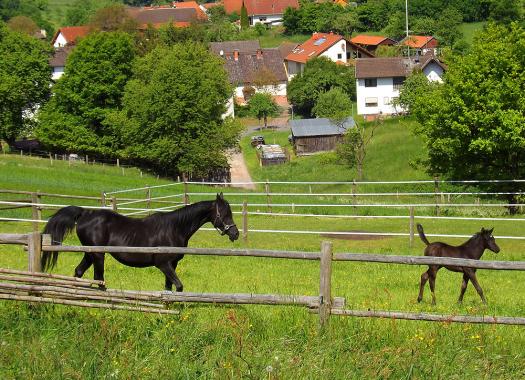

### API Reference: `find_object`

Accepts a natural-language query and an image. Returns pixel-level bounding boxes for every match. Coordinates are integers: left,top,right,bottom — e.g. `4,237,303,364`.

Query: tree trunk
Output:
263,115,268,129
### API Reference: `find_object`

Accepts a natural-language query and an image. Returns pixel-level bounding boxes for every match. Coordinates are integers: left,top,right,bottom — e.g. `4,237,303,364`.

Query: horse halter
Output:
214,204,236,236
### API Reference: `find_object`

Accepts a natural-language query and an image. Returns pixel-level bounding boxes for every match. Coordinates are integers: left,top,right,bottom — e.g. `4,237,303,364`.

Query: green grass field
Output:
1,118,525,378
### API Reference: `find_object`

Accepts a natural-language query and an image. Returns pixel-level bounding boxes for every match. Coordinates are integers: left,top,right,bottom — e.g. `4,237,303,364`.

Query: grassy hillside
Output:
1,119,525,378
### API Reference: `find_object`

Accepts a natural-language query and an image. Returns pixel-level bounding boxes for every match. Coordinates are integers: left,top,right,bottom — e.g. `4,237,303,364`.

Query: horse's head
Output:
212,193,239,242
480,227,500,253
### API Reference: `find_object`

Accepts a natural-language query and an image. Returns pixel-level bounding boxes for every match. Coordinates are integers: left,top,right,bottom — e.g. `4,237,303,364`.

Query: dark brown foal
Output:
416,224,500,305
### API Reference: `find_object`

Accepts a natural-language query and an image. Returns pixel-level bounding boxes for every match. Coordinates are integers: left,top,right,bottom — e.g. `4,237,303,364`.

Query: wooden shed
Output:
290,117,355,155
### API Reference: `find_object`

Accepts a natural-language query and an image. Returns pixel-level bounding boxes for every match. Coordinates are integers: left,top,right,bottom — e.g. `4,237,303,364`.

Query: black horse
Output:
416,224,500,305
42,193,239,291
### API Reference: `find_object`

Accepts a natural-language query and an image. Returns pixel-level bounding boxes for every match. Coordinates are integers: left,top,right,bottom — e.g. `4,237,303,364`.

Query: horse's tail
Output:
416,223,431,246
42,206,85,271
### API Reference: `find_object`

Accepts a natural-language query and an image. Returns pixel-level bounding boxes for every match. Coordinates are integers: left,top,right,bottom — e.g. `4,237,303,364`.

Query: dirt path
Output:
228,150,256,190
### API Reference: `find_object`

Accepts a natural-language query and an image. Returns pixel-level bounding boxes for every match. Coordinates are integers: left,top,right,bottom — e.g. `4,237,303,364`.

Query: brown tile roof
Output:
209,40,261,55
222,48,287,85
401,35,438,49
278,41,298,59
49,45,74,67
355,54,446,79
222,0,299,15
51,26,90,46
127,7,198,27
355,57,410,79
351,35,395,46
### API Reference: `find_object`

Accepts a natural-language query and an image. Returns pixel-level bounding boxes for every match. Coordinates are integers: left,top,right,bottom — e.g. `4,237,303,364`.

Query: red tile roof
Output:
401,35,438,49
222,0,299,15
51,26,90,46
172,1,208,20
285,32,373,64
284,32,344,64
351,35,394,46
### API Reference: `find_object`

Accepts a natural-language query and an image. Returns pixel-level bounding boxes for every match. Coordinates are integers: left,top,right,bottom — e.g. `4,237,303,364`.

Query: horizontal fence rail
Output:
1,232,525,326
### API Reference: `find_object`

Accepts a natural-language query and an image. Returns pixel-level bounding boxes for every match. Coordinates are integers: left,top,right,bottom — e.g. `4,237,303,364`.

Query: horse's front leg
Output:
92,253,106,290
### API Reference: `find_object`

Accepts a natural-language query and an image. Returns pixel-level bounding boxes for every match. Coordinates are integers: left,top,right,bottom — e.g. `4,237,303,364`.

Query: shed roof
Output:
290,117,355,137
351,35,394,46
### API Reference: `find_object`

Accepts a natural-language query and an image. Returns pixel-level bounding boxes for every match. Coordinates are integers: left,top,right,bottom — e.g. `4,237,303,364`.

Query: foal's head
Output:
479,227,500,253
212,193,239,242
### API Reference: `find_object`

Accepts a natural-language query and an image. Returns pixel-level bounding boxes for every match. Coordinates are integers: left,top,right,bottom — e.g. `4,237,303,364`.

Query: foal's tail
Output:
417,223,431,246
42,206,85,271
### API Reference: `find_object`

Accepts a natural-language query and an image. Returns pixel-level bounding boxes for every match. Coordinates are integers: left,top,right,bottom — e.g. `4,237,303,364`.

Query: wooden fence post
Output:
242,200,248,242
319,241,333,329
101,192,106,207
265,179,272,213
409,206,415,248
111,197,117,211
27,232,42,272
352,179,357,214
116,158,120,167
146,185,151,213
434,176,440,216
31,193,41,233
183,178,189,205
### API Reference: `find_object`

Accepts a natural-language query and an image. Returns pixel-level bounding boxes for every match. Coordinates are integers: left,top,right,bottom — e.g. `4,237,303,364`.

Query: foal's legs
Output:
465,269,486,304
457,273,470,303
427,266,439,305
417,269,430,303
74,253,93,278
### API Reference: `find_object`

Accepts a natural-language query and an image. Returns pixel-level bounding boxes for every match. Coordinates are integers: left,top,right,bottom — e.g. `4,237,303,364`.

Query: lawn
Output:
459,21,487,46
1,117,525,378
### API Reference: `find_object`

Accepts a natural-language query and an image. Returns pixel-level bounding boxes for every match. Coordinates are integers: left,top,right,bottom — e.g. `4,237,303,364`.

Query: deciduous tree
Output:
248,92,280,129
111,43,241,177
37,32,135,155
0,23,51,145
412,23,525,211
287,57,355,117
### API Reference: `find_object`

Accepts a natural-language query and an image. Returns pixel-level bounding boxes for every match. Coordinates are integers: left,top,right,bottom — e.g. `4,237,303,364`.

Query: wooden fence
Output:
1,232,525,327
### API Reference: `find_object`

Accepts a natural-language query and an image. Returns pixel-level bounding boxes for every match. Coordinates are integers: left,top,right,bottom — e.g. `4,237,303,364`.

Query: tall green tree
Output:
393,71,438,113
110,43,241,177
312,88,352,121
0,23,51,145
248,93,280,129
412,23,525,210
37,32,135,155
287,57,356,117
240,1,249,30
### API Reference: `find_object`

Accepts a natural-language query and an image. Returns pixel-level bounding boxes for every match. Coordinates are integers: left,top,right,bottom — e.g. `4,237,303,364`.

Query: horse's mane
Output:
144,200,213,229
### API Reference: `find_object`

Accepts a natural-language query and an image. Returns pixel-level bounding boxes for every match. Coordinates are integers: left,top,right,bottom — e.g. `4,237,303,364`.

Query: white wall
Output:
250,14,283,26
53,33,68,48
52,67,65,81
423,61,444,83
223,96,235,118
320,40,347,62
356,77,405,115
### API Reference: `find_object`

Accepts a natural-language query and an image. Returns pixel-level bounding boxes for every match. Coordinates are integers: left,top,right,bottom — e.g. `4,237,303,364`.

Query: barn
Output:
290,117,355,155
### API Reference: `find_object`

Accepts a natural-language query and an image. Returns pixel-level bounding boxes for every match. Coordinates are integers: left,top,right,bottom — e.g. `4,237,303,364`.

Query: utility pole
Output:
405,0,410,58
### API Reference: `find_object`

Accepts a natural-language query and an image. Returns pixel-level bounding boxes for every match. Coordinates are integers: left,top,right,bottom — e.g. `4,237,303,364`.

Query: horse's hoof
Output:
176,287,183,292
98,285,107,291
417,297,422,303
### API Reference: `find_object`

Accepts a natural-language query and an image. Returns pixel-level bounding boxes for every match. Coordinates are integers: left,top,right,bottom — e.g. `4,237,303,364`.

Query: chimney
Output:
256,49,263,60
233,50,239,61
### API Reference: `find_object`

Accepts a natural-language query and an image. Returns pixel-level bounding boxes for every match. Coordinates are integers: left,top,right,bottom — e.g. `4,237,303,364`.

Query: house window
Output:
259,17,267,22
365,97,378,107
393,76,405,91
337,53,342,59
341,43,346,51
365,78,377,87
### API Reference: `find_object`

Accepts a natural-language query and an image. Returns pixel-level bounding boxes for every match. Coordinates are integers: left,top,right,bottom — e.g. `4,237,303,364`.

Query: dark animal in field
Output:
42,193,239,291
416,223,500,305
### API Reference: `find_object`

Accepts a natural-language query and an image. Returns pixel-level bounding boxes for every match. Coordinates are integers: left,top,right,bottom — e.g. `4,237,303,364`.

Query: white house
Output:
221,0,299,26
355,53,446,118
210,41,288,118
51,26,90,48
284,32,374,78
